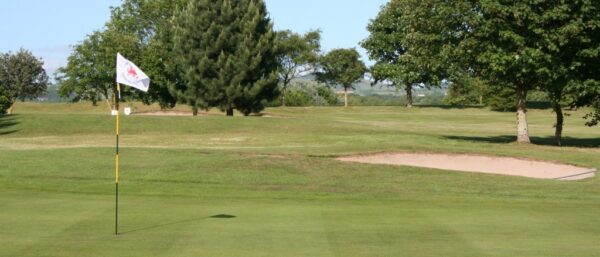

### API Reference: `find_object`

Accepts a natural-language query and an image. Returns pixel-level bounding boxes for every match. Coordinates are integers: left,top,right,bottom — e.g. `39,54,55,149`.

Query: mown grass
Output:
0,102,599,256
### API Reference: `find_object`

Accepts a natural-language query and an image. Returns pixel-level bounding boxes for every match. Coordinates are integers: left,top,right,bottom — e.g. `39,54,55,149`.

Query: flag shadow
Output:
119,214,236,235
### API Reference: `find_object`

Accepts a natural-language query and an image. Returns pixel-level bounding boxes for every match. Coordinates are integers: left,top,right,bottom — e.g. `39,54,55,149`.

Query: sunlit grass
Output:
1,102,599,256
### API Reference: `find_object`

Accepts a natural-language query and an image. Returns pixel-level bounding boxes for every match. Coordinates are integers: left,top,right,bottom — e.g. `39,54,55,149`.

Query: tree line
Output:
54,0,366,116
363,0,600,145
2,0,599,147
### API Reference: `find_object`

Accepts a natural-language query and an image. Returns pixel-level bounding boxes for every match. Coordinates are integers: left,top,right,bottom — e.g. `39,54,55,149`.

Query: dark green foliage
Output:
0,49,49,114
56,0,186,108
485,87,517,112
362,0,467,107
468,0,600,143
56,30,139,105
555,1,600,127
282,88,311,107
275,30,321,106
444,76,487,107
316,49,366,87
110,0,188,109
394,0,600,144
583,100,600,127
0,86,11,114
315,84,338,106
174,0,279,116
282,81,337,107
570,80,600,126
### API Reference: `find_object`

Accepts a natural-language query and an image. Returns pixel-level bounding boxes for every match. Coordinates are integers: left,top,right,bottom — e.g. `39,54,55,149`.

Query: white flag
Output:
116,53,150,92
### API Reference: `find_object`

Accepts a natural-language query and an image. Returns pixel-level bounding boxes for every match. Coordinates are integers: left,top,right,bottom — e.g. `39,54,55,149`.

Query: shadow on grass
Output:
0,114,18,135
415,104,485,110
415,101,552,110
210,214,236,219
119,214,236,235
444,135,600,148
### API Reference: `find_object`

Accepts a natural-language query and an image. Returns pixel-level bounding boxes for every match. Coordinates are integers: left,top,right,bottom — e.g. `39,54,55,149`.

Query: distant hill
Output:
292,74,447,97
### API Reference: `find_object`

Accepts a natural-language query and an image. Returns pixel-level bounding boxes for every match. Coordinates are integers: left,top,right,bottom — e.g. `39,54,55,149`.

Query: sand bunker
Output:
338,153,596,180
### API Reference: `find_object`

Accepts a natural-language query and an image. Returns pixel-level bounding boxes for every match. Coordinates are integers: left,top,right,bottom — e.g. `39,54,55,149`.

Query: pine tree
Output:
174,0,279,116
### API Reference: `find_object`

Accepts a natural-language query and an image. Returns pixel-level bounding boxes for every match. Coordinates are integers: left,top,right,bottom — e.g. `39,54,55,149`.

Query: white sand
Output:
337,153,596,180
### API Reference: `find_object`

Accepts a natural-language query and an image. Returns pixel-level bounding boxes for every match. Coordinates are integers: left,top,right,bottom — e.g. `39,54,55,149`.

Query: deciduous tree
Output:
316,49,366,108
466,1,600,144
275,30,321,106
362,0,464,108
56,0,185,109
56,30,139,106
0,49,49,114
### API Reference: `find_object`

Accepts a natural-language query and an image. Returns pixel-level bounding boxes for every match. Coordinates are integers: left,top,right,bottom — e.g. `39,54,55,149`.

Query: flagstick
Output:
115,83,121,236
114,53,150,236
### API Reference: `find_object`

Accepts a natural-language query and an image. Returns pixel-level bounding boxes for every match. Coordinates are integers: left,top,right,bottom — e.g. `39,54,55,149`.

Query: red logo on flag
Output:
127,66,138,79
122,63,139,82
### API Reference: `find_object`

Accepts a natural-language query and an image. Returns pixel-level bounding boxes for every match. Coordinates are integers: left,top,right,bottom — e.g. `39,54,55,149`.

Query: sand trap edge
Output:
337,152,596,181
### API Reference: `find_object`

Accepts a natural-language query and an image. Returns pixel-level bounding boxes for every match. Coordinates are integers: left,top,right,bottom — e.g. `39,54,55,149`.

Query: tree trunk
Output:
6,98,15,114
406,85,413,108
344,88,348,108
516,87,531,144
281,83,287,107
192,106,198,116
226,108,234,116
112,88,120,111
553,102,564,146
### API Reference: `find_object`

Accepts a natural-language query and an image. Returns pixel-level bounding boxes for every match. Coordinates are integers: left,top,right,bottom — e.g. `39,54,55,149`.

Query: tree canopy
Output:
362,0,466,107
464,0,600,144
0,49,49,114
316,48,366,108
57,29,139,106
275,29,321,106
56,0,186,108
365,0,600,145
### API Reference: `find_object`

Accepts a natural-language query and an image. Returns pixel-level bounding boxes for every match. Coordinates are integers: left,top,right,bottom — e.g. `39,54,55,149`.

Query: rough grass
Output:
1,102,599,257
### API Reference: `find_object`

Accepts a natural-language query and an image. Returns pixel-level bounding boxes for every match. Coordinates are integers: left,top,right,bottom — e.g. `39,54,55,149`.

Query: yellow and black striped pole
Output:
115,83,121,235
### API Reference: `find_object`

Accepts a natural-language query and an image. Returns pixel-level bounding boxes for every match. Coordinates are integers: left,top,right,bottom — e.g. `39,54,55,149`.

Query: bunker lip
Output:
337,152,596,181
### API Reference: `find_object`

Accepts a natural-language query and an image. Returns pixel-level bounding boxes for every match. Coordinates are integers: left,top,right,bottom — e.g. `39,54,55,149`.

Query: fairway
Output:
1,103,600,257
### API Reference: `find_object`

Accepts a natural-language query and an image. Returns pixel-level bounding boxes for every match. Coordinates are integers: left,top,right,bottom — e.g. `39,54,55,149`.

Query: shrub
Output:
0,87,12,114
283,81,338,107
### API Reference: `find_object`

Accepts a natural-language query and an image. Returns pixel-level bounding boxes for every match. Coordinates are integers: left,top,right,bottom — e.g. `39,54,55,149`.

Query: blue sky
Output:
0,0,388,75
